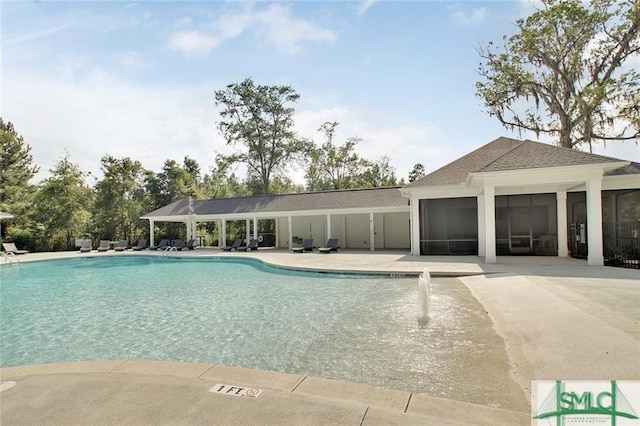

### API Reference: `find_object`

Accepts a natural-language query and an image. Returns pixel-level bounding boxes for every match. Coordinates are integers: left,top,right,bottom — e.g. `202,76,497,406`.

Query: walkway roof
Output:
141,187,409,222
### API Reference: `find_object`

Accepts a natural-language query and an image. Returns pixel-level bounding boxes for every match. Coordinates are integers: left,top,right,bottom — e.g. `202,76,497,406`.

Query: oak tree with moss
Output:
476,0,639,150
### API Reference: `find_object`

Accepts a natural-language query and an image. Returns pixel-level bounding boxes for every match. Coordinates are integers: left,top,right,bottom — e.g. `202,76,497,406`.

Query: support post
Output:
586,179,604,266
149,220,155,248
253,217,258,241
477,195,486,257
410,198,420,255
483,186,496,264
557,191,568,257
369,212,375,252
221,220,226,248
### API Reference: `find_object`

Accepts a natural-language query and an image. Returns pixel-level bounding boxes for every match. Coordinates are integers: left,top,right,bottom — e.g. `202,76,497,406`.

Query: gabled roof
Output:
405,137,632,188
142,187,408,219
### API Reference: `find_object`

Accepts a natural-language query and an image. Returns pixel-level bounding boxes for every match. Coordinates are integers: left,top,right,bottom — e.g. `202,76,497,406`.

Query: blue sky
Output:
2,0,638,184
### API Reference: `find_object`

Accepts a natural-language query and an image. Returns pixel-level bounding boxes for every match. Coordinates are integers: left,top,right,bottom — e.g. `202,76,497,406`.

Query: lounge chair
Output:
221,239,243,252
318,238,339,254
132,239,147,251
186,239,196,250
171,239,184,250
97,240,110,252
2,242,29,255
292,238,314,253
114,239,129,251
80,239,93,253
238,239,258,252
150,239,170,250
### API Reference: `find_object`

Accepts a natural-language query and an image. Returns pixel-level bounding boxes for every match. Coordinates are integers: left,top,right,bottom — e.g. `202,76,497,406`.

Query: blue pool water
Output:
0,256,510,404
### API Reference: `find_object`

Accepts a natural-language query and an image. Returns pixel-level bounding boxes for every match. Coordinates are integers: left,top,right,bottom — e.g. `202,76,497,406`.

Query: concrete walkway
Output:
1,249,638,425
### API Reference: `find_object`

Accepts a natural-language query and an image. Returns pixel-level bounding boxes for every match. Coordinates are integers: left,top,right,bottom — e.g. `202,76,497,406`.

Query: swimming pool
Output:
0,256,517,408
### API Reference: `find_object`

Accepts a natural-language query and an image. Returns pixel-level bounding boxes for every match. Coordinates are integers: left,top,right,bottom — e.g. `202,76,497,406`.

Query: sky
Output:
2,0,639,186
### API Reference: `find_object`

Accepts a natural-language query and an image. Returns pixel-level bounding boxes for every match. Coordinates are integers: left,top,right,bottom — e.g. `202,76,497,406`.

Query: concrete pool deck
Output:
1,249,639,425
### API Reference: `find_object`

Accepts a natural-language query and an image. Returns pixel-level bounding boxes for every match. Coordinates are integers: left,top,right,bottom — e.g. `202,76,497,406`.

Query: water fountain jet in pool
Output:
417,267,430,325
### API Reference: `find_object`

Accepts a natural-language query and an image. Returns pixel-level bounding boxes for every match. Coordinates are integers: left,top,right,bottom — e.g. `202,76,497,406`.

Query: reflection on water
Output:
0,257,527,411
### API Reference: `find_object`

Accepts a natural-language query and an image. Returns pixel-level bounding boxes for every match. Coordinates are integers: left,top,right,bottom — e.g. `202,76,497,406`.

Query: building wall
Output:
274,212,410,250
345,214,369,248
383,212,410,249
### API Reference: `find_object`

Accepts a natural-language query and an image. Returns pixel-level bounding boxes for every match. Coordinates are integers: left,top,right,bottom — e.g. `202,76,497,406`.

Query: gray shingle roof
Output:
143,187,408,218
405,137,630,188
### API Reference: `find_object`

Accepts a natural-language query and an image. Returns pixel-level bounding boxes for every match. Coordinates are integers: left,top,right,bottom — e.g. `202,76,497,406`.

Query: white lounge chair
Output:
2,242,28,255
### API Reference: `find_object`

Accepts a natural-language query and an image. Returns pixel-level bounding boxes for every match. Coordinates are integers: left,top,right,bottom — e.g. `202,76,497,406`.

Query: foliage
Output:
305,122,399,190
476,0,640,150
91,156,148,242
0,118,39,242
32,152,93,251
408,163,426,183
146,156,202,209
361,156,402,187
214,77,313,195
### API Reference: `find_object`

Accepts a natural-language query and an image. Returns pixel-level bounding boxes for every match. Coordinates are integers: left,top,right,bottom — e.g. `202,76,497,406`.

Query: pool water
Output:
0,256,524,409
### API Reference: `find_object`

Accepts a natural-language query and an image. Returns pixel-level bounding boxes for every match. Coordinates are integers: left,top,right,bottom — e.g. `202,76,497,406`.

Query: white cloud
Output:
450,6,487,26
354,0,377,17
168,31,221,55
3,22,76,46
168,3,337,56
3,65,225,183
256,4,337,54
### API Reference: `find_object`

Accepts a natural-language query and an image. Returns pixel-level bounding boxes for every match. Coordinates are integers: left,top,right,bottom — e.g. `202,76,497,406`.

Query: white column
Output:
275,218,279,248
557,191,568,257
287,216,293,251
586,179,604,266
410,197,420,255
483,186,496,264
245,219,250,245
326,214,332,240
253,217,258,241
369,212,375,252
477,195,486,257
149,220,155,248
186,218,193,242
221,220,226,248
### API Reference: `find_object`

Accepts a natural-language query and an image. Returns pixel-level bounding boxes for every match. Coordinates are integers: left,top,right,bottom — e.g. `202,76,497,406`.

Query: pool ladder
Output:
162,246,178,257
1,252,20,264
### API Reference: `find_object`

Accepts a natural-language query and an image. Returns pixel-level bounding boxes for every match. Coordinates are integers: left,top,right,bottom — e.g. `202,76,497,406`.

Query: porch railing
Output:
603,221,640,269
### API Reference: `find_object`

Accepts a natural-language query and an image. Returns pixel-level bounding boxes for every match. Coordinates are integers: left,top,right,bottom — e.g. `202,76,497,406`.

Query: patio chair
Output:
97,240,110,252
114,239,129,251
221,239,243,252
318,238,339,254
171,239,184,250
2,242,29,255
150,239,170,250
80,239,93,253
237,239,258,252
292,238,314,253
132,239,147,251
186,239,196,250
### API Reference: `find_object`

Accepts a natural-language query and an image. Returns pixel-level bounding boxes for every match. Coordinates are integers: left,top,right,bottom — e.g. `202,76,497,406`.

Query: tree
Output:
0,118,39,244
146,156,202,209
214,78,313,195
476,0,639,150
360,156,402,187
305,122,372,191
408,163,426,183
32,152,93,251
91,156,148,242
